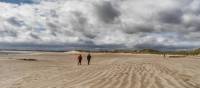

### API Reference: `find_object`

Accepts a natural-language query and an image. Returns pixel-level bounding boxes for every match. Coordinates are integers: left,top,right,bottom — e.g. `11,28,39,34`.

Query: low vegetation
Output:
18,58,38,61
77,48,200,56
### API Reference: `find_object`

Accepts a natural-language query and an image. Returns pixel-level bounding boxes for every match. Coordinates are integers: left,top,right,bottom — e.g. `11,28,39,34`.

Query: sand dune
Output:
0,53,200,88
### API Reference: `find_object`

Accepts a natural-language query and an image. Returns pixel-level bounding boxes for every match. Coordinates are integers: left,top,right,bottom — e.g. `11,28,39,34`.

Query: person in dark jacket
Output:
87,53,91,65
77,54,82,65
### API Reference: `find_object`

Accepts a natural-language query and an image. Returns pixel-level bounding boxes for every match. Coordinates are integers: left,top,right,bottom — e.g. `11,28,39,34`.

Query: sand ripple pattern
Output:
1,56,200,88
62,63,199,88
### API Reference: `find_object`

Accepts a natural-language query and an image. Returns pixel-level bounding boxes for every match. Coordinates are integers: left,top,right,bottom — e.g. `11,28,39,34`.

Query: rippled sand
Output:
0,52,200,88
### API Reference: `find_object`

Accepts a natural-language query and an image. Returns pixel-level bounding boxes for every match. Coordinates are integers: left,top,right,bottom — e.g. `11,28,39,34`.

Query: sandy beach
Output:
0,52,200,88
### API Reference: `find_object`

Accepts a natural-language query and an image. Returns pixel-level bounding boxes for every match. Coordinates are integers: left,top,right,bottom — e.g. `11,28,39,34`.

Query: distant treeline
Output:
77,48,200,55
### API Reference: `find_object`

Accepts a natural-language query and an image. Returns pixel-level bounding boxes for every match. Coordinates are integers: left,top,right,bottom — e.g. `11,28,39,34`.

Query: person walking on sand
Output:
87,53,91,65
77,54,82,65
163,53,166,58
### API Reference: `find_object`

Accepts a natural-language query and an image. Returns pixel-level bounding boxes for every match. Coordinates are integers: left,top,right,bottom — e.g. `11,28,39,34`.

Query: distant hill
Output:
137,49,162,54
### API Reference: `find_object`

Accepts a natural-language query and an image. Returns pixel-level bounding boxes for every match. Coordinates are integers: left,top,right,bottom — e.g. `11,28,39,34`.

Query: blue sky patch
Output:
0,0,38,4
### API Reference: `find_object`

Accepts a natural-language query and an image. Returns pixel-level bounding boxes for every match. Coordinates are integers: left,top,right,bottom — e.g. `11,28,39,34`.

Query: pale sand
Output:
0,52,200,88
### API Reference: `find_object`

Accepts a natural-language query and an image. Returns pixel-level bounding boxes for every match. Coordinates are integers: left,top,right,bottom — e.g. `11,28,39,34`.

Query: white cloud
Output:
0,0,200,50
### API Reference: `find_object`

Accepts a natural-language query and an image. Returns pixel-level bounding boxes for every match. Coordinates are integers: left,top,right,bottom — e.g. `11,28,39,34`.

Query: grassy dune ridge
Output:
77,48,200,55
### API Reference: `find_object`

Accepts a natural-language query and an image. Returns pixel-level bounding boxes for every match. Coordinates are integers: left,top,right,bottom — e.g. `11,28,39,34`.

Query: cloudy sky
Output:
0,0,200,51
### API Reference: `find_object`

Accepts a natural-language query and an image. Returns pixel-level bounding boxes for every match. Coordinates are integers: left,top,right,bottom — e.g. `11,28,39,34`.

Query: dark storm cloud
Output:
0,42,124,51
69,11,88,32
50,9,58,17
123,24,155,34
158,8,183,24
70,11,97,39
0,42,68,51
183,19,200,32
0,30,18,37
82,32,97,39
134,43,197,51
30,33,40,40
47,22,58,29
95,1,120,23
7,17,25,27
47,22,61,37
